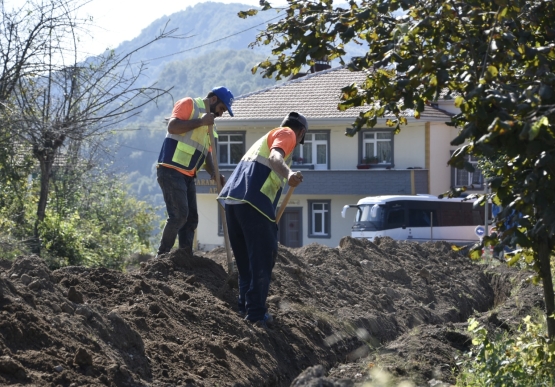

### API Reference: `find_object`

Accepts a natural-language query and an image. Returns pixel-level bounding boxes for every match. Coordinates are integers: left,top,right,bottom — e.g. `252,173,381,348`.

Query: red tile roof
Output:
218,66,452,122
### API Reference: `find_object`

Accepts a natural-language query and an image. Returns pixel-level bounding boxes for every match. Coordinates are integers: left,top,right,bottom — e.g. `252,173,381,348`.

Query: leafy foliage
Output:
2,99,156,269
0,155,156,269
1,0,184,257
457,316,555,386
0,105,36,258
244,0,555,336
39,197,155,270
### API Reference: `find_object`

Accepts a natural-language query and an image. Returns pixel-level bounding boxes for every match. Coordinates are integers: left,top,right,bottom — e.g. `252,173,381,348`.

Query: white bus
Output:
341,194,488,244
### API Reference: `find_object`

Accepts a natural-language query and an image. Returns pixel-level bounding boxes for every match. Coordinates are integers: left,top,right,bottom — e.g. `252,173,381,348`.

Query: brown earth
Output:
0,236,544,387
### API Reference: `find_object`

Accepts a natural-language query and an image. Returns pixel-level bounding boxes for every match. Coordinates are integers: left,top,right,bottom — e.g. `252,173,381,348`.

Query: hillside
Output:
109,1,366,83
112,2,275,80
0,237,543,386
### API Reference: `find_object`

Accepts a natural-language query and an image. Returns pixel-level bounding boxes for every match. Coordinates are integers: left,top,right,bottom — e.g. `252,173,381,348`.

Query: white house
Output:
193,66,483,251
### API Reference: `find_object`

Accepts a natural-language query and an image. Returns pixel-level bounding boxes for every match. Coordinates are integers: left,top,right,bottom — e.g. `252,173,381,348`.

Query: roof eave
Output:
215,116,451,128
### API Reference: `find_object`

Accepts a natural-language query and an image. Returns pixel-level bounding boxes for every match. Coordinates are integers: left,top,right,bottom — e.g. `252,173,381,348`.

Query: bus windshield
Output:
354,204,385,231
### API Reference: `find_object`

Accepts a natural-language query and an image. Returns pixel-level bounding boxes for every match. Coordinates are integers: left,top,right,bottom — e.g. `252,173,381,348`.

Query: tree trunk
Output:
538,235,555,338
32,159,53,255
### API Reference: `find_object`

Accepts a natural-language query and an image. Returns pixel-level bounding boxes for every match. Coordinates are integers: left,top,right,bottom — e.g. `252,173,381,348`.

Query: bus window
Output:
359,205,372,222
472,210,483,225
354,204,386,231
359,204,383,221
386,208,405,229
371,204,379,218
409,209,438,227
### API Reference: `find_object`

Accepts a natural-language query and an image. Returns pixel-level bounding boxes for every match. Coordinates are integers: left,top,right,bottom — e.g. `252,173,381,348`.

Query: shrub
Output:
456,316,555,386
39,183,156,270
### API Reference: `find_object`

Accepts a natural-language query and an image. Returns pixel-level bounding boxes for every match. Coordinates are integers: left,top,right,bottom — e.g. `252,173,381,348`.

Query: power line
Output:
110,126,164,132
134,14,284,65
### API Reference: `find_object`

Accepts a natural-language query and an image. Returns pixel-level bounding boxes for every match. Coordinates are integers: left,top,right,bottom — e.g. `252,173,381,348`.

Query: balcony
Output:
196,168,429,196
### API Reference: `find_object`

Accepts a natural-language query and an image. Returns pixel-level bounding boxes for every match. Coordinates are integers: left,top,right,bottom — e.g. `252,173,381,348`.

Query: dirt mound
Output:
0,237,543,386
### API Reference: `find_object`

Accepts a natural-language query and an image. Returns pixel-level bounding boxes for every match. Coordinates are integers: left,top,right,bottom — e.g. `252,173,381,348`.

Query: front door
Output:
278,207,302,247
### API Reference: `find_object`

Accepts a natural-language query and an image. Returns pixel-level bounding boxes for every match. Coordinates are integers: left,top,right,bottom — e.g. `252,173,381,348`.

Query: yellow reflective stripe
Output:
191,98,206,119
166,133,207,153
220,197,276,222
242,154,271,168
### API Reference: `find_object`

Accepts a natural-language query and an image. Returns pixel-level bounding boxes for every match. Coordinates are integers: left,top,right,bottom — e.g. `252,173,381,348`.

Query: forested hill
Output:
114,1,275,79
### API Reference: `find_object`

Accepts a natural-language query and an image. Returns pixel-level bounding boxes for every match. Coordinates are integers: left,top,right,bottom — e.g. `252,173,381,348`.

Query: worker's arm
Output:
269,148,303,187
204,151,226,186
167,113,215,135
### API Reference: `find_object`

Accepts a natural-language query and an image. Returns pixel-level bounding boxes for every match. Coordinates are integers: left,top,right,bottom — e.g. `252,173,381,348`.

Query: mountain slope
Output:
112,2,276,81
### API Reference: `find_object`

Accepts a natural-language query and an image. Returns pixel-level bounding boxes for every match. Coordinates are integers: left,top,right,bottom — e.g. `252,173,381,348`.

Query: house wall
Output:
428,122,455,195
195,193,373,251
330,128,358,169
195,194,222,251
194,120,454,252
295,194,361,247
394,126,426,169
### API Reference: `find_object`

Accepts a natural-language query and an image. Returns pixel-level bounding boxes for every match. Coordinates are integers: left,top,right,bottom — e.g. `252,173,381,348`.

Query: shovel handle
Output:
276,171,302,223
205,100,235,274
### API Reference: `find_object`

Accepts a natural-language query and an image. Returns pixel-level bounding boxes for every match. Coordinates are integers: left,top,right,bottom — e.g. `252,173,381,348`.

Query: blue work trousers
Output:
156,166,198,255
225,203,277,321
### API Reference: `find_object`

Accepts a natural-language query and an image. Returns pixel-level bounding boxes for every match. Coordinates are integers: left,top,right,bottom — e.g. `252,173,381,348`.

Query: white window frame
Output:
217,132,245,166
308,200,331,238
292,131,329,170
453,155,484,189
362,131,393,164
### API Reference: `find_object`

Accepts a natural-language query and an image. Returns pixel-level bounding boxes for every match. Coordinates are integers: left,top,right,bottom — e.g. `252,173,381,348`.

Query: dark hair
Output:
281,112,308,132
282,118,305,132
206,91,222,104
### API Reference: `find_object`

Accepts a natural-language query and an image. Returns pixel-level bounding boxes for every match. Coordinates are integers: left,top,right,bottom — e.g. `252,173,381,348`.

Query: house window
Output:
308,200,331,238
217,132,245,165
362,131,393,164
292,131,329,170
452,155,484,189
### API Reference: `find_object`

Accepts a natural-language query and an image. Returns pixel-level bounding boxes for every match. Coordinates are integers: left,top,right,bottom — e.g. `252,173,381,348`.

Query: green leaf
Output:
529,116,549,141
507,251,521,266
468,318,480,332
238,9,258,19
470,249,481,260
486,65,498,79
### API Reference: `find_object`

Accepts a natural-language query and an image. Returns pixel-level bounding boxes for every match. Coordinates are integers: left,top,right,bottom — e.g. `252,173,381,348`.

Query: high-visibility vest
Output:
157,97,214,175
218,128,293,222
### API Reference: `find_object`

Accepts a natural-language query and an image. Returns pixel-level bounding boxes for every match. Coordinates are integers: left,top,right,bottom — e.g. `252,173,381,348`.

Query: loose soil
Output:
0,236,544,387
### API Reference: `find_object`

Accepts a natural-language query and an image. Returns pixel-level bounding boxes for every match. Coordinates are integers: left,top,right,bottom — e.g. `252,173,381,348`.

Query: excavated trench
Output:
0,237,543,387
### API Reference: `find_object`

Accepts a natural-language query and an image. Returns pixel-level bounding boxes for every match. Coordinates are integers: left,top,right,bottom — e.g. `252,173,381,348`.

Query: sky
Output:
6,0,269,59
77,0,264,56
